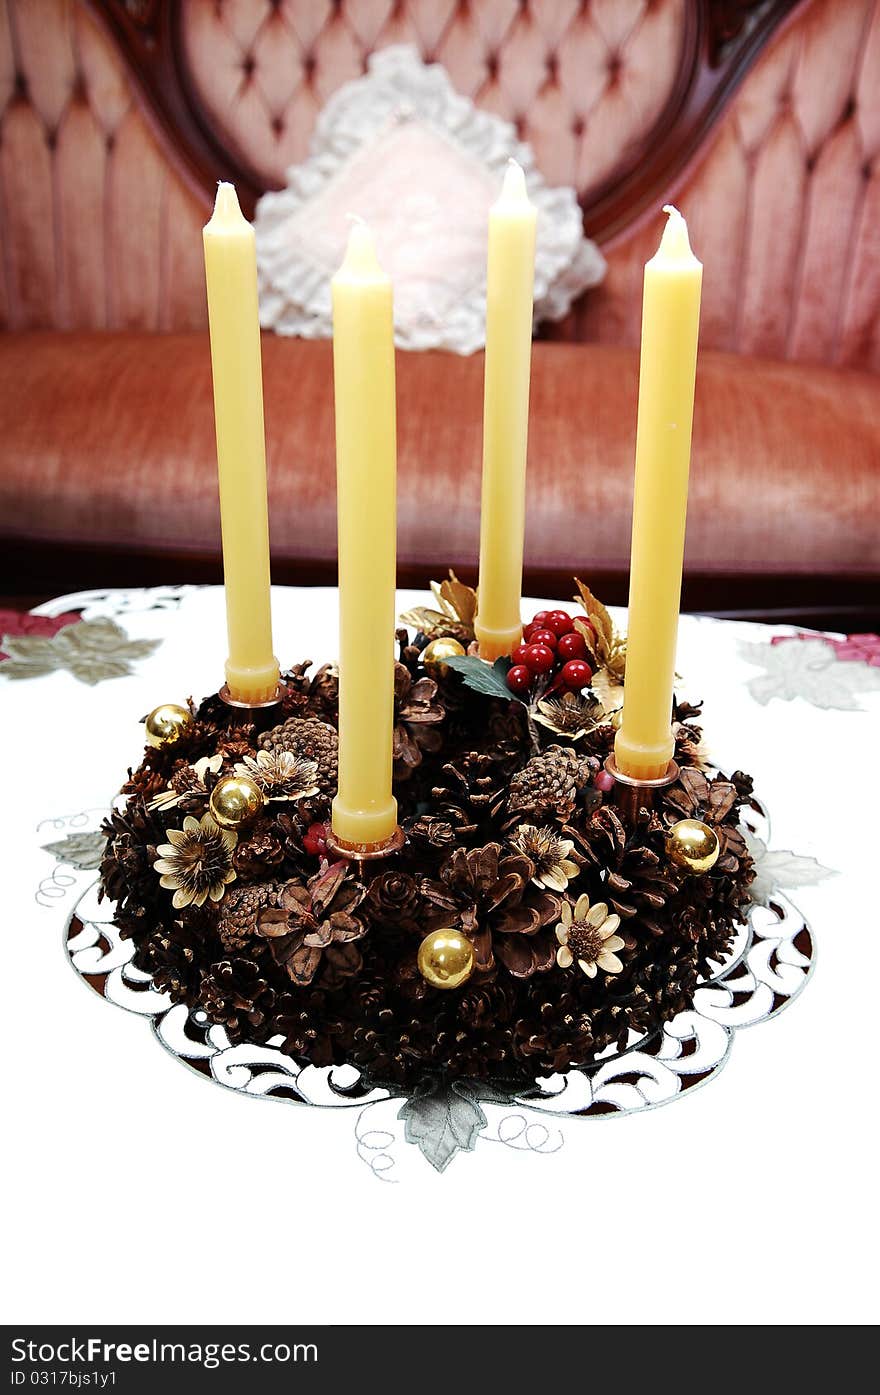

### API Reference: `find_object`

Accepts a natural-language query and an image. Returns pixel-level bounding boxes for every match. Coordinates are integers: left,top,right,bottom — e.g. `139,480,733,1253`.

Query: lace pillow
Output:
255,46,605,354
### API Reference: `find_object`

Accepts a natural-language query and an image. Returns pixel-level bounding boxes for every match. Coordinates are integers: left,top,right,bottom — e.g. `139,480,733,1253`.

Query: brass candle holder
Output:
603,753,680,823
324,826,406,865
219,681,286,731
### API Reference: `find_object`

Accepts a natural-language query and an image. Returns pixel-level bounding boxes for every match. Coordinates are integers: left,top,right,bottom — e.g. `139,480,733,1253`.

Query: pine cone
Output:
269,991,340,1067
136,923,203,1001
100,802,164,923
274,811,307,863
366,871,422,930
403,813,459,853
424,842,560,979
583,806,677,940
514,990,596,1073
663,766,751,873
216,881,281,952
257,864,367,987
393,662,445,778
306,663,339,719
199,958,274,1039
232,823,284,880
507,745,596,824
258,717,338,796
430,752,506,838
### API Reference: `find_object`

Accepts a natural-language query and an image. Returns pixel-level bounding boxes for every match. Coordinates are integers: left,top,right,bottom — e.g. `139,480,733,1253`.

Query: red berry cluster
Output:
506,609,596,697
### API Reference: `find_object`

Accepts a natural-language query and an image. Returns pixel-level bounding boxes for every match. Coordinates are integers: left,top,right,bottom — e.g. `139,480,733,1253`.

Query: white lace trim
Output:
254,45,605,354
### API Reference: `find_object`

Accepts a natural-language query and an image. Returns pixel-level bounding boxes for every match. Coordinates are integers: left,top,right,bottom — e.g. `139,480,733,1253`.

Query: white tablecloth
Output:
3,585,878,1325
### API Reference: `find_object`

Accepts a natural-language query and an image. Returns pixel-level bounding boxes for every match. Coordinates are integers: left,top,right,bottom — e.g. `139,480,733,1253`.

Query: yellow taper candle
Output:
203,182,279,704
474,161,537,661
330,221,399,848
615,206,703,781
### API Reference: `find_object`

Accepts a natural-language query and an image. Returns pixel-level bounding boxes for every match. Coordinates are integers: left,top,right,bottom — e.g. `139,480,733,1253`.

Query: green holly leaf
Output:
443,654,522,703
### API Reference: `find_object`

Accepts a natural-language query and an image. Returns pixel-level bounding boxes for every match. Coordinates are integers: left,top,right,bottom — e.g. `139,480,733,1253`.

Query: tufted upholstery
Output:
183,0,685,199
0,0,207,330
569,0,880,369
0,0,876,369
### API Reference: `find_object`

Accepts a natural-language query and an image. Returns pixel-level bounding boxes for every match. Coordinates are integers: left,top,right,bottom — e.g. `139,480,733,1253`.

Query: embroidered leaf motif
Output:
743,832,836,907
398,1082,489,1172
739,638,880,711
443,654,523,703
0,618,160,685
42,830,106,871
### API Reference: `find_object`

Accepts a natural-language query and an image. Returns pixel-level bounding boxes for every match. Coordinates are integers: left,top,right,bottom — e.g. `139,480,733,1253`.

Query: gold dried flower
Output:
534,691,605,741
509,825,580,892
153,812,237,910
399,570,478,643
149,754,223,811
556,894,624,977
234,749,320,801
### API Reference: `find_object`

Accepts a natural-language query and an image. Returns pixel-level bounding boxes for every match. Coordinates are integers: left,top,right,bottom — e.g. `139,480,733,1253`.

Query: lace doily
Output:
63,800,814,1178
254,45,605,353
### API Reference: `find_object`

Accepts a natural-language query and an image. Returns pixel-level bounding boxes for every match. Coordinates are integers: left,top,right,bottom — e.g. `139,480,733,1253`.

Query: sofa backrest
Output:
0,0,876,371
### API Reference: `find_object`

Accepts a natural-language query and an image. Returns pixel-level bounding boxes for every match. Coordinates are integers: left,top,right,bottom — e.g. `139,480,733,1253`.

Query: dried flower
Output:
149,754,223,811
153,813,237,909
234,749,319,801
399,570,477,643
259,717,339,796
572,580,626,682
555,894,624,977
534,691,605,741
509,825,580,892
257,862,366,987
424,843,560,978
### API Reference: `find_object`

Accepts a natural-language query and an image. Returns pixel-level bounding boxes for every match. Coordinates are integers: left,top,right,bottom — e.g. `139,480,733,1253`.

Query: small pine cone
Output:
278,661,317,718
199,958,274,1040
507,745,595,824
269,991,340,1066
232,825,284,880
404,813,459,853
430,752,506,837
306,663,339,719
457,980,517,1031
274,811,306,861
258,717,338,796
366,871,422,929
136,924,202,1002
585,806,677,939
216,882,281,951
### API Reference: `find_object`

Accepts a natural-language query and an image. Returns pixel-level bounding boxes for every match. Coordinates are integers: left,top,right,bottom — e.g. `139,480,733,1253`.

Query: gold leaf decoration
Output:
400,570,478,643
573,579,627,683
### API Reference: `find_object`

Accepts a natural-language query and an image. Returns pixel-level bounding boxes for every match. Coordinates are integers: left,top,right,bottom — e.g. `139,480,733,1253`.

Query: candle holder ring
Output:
218,681,286,731
603,754,680,823
324,826,406,864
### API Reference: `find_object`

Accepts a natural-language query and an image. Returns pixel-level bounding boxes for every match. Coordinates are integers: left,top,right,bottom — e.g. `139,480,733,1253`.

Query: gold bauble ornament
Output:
417,928,475,990
666,818,720,874
144,703,193,749
209,774,265,829
421,637,466,676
